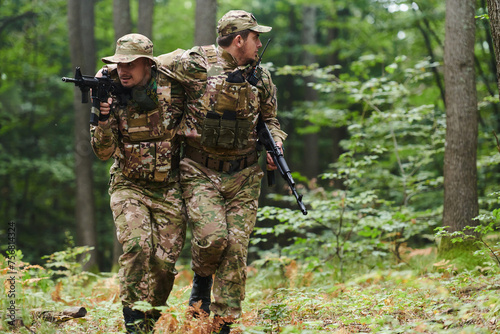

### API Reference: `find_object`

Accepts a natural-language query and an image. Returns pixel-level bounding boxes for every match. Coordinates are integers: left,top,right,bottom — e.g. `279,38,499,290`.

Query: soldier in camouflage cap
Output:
159,10,286,334
91,34,186,333
217,10,272,37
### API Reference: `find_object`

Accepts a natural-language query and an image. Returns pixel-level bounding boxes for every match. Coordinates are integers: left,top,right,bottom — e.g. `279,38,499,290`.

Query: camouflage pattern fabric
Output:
102,33,157,66
90,67,184,182
156,33,289,318
90,55,186,308
217,10,272,37
162,45,287,157
180,157,264,318
110,173,186,307
159,41,287,319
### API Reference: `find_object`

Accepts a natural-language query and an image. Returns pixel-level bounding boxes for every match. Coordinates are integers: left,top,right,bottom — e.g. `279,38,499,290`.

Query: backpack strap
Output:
201,45,218,67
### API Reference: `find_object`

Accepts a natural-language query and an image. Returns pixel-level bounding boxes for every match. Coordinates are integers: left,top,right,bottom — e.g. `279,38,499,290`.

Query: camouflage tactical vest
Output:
197,45,259,151
107,65,179,182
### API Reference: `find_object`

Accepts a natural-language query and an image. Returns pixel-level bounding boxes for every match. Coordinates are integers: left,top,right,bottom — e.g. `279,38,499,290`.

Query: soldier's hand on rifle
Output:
98,97,113,126
92,68,112,127
266,141,283,171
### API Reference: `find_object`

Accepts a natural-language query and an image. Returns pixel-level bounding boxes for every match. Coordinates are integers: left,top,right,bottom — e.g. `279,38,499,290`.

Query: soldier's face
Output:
117,58,151,88
236,31,262,66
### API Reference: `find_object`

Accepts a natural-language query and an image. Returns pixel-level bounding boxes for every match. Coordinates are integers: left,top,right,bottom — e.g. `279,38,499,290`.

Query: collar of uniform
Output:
218,45,240,71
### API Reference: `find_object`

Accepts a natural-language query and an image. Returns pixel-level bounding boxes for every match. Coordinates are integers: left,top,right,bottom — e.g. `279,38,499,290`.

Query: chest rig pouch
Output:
199,46,257,150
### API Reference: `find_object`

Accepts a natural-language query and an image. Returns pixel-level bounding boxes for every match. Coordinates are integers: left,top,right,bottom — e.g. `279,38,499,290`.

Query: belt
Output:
184,146,259,174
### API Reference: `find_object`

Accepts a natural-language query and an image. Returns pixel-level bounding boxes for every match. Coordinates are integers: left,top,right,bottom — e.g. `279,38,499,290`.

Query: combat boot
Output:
122,307,147,333
145,309,161,332
212,315,232,334
189,273,213,317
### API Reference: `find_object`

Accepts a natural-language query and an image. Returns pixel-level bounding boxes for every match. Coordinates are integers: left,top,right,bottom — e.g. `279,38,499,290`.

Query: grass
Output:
1,248,499,333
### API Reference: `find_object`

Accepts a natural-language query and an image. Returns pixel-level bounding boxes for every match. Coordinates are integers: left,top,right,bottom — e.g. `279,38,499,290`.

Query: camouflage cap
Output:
217,10,272,37
102,33,156,65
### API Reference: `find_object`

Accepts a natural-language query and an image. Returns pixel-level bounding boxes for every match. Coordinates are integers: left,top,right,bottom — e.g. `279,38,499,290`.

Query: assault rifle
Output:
62,67,121,125
256,118,308,215
247,39,307,215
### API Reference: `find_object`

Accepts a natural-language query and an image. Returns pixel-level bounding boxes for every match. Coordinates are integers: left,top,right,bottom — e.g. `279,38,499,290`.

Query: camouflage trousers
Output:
180,157,264,318
109,172,186,308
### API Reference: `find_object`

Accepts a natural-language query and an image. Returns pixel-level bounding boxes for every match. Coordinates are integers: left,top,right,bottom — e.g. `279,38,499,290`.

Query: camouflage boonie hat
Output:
217,10,272,37
102,33,156,65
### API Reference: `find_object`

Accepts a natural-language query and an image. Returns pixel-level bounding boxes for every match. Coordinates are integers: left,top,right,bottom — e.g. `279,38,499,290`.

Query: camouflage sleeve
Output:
157,67,185,137
157,48,186,83
169,78,185,129
259,68,287,143
157,49,188,122
161,47,207,101
90,117,118,161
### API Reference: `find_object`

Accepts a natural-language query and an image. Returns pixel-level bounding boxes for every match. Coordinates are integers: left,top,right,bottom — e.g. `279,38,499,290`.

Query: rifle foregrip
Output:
90,98,103,125
99,112,110,123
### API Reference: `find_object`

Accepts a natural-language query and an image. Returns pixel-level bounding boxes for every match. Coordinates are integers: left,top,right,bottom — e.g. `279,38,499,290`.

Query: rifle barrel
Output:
61,77,78,83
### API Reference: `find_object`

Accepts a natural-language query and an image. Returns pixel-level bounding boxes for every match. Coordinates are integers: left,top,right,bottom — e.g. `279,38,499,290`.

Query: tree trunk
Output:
138,0,154,39
301,6,319,178
67,0,98,271
113,0,131,41
487,0,500,93
194,0,217,45
441,0,478,254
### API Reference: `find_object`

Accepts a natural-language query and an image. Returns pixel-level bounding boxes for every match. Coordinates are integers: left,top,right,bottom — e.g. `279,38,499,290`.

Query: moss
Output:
438,237,484,270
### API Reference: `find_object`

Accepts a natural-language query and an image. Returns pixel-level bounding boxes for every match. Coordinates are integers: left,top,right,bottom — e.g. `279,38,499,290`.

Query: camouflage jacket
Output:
161,44,286,159
90,65,184,183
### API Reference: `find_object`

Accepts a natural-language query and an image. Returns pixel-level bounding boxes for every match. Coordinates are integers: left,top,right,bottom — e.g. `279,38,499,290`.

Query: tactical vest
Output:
197,45,259,151
107,66,179,182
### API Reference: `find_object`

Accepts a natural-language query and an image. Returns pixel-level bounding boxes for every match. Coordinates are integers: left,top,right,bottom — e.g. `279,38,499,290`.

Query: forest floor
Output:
1,250,500,333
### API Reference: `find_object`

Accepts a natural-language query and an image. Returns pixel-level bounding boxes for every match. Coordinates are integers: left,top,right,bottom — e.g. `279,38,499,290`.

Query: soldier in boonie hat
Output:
100,33,158,89
217,10,272,37
102,33,157,65
92,32,187,333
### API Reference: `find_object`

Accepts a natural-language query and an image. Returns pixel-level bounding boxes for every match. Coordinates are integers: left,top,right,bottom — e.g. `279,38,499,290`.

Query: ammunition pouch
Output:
200,113,253,150
216,81,249,114
122,141,178,182
200,79,256,150
127,108,166,142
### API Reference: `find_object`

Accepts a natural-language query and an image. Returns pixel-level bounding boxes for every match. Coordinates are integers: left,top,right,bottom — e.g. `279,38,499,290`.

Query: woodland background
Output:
1,0,500,332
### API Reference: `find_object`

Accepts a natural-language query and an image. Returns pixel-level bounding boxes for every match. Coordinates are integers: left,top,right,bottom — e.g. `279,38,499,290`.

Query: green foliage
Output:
256,54,444,281
42,245,94,279
0,0,78,265
0,0,497,332
0,0,498,279
257,293,290,332
2,247,499,333
435,191,500,269
243,261,500,333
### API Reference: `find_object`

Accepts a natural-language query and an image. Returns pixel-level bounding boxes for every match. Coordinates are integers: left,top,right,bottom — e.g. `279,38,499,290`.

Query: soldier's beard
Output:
235,44,257,66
